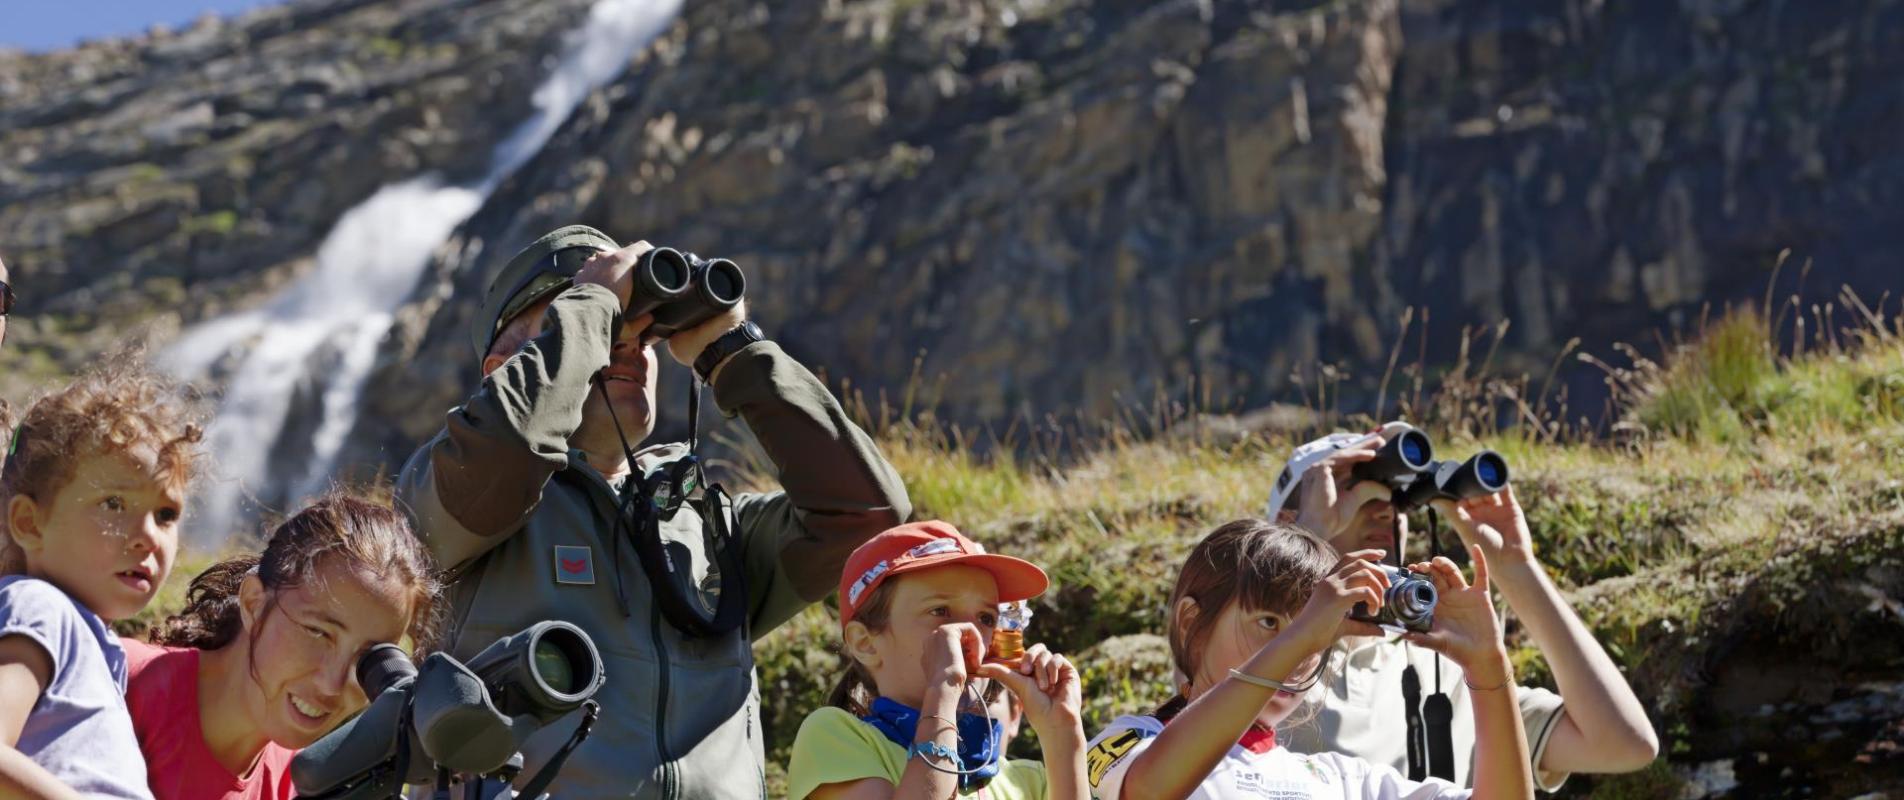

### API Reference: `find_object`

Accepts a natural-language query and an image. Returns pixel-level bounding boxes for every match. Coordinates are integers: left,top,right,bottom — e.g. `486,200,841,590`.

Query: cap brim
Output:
890,552,1050,603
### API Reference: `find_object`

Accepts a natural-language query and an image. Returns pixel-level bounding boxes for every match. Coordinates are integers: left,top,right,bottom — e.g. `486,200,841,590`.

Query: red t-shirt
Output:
122,639,298,800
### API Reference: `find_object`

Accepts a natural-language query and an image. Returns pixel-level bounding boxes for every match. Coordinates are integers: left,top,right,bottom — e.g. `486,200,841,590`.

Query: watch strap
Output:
694,321,764,381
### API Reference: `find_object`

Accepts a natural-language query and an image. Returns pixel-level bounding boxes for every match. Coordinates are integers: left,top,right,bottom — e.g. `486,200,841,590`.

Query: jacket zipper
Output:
652,601,676,799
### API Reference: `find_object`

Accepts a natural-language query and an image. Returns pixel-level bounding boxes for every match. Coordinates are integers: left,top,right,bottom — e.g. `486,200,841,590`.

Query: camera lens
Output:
533,637,577,695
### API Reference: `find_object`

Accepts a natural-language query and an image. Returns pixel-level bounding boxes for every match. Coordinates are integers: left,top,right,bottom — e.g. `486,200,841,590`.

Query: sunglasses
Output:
0,280,12,316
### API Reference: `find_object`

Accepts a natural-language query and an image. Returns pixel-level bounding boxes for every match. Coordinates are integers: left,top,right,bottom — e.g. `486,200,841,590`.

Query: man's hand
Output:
665,298,747,369
1290,433,1384,538
1433,485,1537,567
573,241,655,309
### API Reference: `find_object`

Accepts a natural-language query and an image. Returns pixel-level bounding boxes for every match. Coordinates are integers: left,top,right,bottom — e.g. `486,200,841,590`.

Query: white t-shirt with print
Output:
1086,715,1469,800
1280,637,1568,791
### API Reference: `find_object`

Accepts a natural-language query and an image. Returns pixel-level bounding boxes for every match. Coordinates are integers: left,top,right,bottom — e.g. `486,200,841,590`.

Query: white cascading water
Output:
164,0,683,544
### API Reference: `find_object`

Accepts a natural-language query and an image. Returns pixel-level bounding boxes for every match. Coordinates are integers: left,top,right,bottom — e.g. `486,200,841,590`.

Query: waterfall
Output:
163,0,682,544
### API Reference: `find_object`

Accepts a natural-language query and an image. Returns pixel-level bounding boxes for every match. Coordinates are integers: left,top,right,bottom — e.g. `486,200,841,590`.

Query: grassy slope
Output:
750,306,1904,797
118,305,1904,796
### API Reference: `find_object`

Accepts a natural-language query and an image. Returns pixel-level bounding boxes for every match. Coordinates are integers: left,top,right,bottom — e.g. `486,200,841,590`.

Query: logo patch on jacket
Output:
553,545,595,585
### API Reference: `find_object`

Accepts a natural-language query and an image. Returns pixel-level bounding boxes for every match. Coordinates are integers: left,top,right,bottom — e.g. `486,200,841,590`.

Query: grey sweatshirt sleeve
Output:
711,341,913,638
397,283,621,571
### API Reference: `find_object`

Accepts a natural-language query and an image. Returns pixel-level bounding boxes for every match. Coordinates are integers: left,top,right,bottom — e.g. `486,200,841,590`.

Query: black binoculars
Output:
1349,424,1510,513
289,621,607,800
626,247,745,339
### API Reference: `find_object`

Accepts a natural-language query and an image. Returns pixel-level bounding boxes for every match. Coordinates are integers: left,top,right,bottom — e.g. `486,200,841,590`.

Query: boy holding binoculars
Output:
1267,421,1658,789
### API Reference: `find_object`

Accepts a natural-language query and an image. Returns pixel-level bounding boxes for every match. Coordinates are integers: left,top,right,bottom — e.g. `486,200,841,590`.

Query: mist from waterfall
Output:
163,0,683,544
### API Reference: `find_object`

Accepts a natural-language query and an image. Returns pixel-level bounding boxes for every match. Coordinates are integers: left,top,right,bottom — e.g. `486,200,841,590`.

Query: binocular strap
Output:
593,374,752,638
631,487,751,638
1403,509,1456,783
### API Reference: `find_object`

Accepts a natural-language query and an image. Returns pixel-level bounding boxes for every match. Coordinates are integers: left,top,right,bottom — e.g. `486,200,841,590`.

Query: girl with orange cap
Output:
786,521,1088,800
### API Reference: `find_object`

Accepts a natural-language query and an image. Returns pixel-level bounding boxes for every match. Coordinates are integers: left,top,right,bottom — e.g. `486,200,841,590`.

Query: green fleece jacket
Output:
397,283,911,798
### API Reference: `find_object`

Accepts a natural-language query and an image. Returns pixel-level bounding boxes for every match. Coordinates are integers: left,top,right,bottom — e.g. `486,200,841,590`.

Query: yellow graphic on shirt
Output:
1086,730,1145,788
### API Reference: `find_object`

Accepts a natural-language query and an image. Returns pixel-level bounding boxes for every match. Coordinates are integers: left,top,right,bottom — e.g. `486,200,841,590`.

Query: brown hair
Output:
155,491,442,655
826,580,898,716
1167,519,1338,688
0,356,203,574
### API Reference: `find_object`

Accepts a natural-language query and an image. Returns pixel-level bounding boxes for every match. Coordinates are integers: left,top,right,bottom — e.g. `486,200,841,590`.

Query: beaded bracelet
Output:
920,713,958,730
1464,675,1512,692
907,740,959,764
1227,668,1299,693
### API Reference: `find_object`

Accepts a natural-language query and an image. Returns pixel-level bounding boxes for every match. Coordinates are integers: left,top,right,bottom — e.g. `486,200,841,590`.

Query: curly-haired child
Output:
0,362,202,799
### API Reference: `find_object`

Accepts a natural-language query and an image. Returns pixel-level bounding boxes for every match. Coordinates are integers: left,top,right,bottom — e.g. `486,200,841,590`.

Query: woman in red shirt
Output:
123,492,439,800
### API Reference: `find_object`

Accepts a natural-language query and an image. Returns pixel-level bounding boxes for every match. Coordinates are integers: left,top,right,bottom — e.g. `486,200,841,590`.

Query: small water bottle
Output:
990,600,1032,666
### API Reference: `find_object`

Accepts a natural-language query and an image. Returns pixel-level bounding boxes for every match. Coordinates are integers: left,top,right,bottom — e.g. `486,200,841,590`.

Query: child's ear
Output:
7,495,46,556
1173,596,1200,636
842,620,882,671
238,573,267,631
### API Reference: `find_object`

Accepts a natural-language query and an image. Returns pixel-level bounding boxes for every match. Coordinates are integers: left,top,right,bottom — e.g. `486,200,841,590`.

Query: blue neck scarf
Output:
860,696,1002,791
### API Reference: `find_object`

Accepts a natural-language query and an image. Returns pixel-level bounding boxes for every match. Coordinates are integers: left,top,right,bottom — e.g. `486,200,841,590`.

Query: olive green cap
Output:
472,224,620,361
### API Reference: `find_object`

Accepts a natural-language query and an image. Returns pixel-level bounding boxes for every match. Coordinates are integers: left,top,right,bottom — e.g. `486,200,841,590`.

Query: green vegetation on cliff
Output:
750,301,1904,797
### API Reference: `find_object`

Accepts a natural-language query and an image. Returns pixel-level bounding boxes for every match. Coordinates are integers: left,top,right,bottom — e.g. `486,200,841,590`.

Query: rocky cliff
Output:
337,0,1904,466
3,0,1901,475
0,0,592,386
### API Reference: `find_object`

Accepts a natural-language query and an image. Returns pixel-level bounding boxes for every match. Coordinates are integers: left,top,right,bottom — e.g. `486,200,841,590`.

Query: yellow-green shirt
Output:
787,707,1049,800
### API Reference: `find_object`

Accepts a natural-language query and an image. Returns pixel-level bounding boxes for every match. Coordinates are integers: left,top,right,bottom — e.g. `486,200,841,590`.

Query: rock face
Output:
335,0,1904,468
0,0,593,389
3,0,1901,452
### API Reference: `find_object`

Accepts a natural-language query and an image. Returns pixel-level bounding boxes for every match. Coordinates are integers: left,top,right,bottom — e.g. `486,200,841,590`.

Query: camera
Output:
1349,564,1437,633
289,621,606,800
1348,424,1510,513
629,247,746,339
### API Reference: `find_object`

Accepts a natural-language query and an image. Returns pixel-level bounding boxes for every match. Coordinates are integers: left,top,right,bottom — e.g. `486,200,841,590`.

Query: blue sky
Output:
4,1,286,52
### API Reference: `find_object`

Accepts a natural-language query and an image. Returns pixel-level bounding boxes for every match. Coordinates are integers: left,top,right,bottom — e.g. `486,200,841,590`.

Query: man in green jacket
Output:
397,225,912,798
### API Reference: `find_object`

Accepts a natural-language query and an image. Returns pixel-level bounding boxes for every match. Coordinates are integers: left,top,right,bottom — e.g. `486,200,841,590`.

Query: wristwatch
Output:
694,320,766,381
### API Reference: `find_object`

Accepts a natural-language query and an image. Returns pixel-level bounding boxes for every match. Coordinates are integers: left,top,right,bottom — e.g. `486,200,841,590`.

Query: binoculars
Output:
1348,424,1510,513
1349,564,1437,633
626,247,745,339
290,621,607,799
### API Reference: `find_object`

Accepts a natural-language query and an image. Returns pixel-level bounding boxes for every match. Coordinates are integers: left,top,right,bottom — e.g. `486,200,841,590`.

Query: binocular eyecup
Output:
627,247,746,339
357,643,418,697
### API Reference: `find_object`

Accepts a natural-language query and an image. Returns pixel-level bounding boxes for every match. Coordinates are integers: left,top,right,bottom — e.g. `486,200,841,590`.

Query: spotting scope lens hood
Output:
464,620,607,723
410,654,518,777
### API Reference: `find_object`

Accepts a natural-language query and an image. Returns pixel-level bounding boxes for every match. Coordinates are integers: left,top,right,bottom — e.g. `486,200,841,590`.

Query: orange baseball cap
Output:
838,520,1049,629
